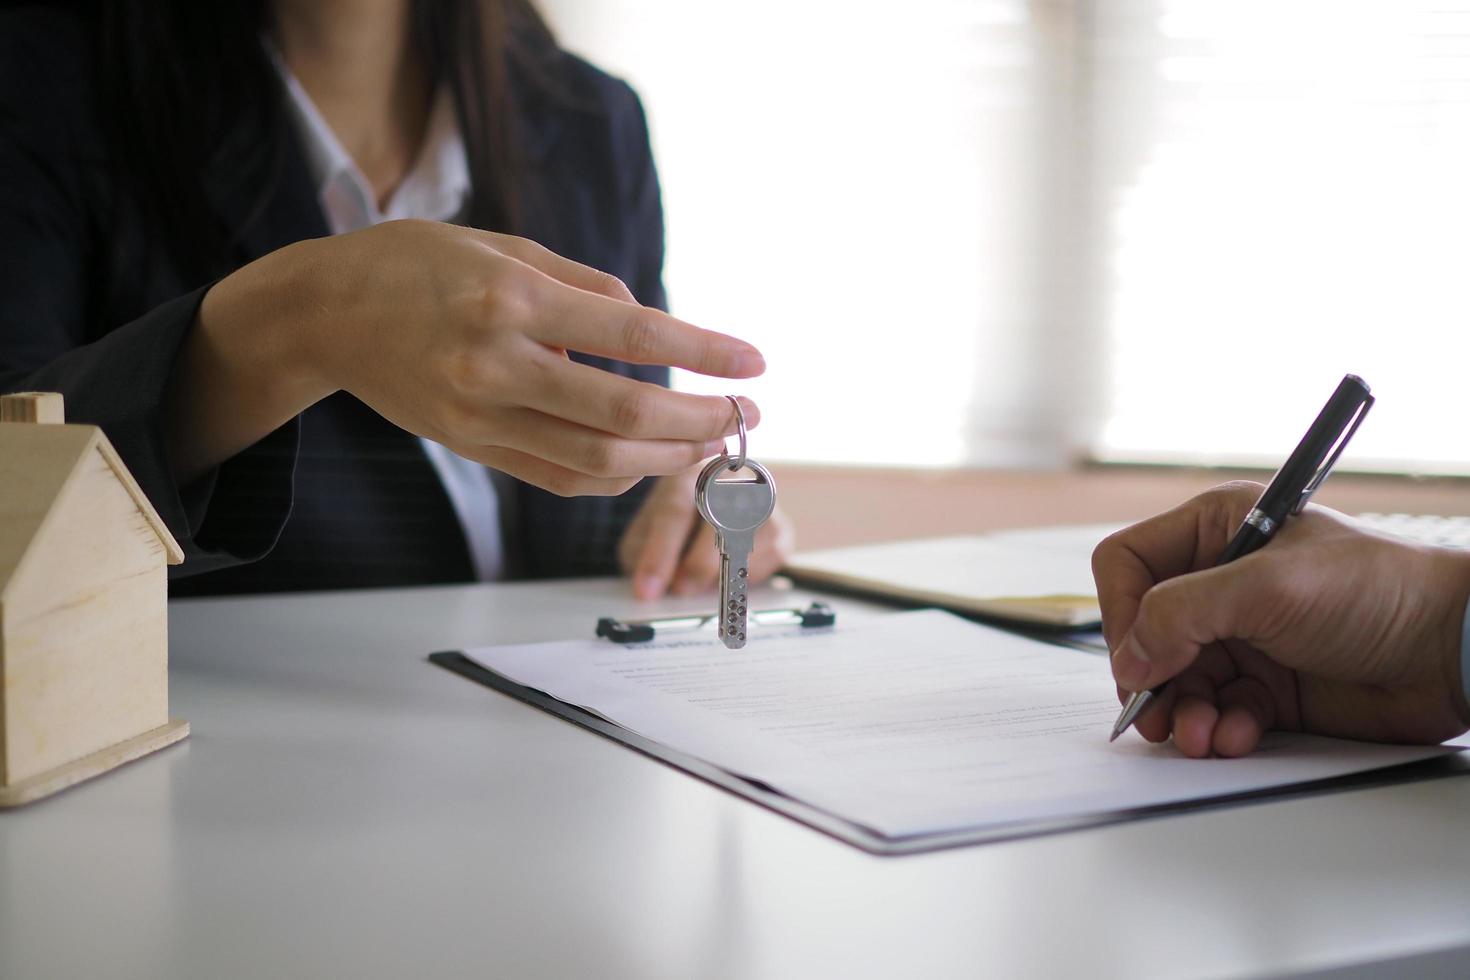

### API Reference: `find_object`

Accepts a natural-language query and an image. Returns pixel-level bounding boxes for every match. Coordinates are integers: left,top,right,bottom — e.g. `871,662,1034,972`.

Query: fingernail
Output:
635,575,664,599
735,350,766,376
1111,636,1151,691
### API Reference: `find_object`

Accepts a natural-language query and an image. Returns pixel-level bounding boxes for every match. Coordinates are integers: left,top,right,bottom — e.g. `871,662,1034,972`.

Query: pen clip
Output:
1294,393,1375,514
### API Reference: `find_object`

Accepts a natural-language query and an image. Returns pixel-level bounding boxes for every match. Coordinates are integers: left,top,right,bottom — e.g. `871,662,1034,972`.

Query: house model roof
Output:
0,423,183,601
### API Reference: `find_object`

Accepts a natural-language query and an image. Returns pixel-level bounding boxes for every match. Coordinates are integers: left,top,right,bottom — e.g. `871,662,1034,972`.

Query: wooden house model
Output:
0,392,189,807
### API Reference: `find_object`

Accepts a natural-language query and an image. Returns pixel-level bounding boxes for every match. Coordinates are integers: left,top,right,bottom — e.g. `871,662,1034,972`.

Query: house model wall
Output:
0,392,189,807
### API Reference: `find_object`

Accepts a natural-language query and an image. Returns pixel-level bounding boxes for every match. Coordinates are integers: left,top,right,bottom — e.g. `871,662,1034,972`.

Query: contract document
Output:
461,610,1458,842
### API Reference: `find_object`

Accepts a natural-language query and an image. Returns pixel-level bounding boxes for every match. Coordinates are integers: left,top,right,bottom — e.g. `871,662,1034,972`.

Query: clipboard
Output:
428,650,1470,857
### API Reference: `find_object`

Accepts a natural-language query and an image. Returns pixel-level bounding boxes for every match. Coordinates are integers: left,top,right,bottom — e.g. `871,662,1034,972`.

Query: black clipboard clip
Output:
596,602,837,645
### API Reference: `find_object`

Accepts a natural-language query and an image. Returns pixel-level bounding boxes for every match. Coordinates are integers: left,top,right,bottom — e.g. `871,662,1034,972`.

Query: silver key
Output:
695,455,776,649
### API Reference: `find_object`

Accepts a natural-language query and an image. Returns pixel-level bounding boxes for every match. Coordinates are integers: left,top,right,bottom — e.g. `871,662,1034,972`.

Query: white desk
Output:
2,579,1468,980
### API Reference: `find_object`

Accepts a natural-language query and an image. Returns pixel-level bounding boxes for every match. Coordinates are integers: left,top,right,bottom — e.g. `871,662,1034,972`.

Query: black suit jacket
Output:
0,6,668,594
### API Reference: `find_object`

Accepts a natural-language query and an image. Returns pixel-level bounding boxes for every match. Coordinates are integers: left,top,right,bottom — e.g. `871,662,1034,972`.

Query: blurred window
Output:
542,1,1470,472
1091,0,1470,473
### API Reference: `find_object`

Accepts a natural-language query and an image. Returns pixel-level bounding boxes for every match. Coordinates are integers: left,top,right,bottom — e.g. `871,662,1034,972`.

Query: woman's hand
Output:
1092,482,1470,757
172,220,764,494
618,461,795,599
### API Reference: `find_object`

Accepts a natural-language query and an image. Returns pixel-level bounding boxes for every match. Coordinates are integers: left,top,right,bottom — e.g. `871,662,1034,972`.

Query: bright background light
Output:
542,0,1470,473
1092,0,1470,473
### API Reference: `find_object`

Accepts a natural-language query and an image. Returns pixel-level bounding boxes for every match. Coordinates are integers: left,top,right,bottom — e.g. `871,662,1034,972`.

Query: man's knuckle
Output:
1208,480,1266,509
1136,586,1176,635
1251,560,1296,609
1091,533,1122,576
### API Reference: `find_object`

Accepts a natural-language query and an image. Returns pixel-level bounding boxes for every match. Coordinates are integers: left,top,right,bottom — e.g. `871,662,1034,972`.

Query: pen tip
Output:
1108,729,1121,743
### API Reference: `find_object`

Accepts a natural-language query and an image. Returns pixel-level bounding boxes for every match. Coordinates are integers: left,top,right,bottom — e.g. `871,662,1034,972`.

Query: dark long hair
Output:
96,0,557,284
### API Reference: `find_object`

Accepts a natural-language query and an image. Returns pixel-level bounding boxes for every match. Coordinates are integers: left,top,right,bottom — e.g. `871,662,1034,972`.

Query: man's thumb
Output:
1112,563,1260,692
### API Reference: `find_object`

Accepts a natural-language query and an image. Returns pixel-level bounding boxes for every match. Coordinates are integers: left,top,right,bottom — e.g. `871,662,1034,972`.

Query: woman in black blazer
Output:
0,0,792,595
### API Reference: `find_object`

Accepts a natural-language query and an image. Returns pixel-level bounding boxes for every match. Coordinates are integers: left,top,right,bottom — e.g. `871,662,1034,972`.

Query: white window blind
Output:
1088,1,1470,473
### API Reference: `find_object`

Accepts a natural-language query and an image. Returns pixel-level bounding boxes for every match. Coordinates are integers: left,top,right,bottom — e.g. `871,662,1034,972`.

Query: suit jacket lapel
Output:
202,118,330,265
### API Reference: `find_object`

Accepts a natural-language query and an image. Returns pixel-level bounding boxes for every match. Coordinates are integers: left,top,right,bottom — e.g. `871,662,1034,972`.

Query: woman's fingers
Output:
530,279,765,379
474,227,762,379
671,524,722,595
519,352,761,442
620,471,791,600
464,407,723,480
747,509,794,584
449,443,639,498
663,519,789,596
475,231,638,304
627,477,701,599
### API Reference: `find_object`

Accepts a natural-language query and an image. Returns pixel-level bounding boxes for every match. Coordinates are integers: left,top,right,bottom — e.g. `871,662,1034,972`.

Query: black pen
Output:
1109,374,1376,742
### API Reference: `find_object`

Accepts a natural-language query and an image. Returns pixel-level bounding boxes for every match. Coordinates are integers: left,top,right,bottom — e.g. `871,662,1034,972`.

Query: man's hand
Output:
618,462,795,599
1092,482,1470,757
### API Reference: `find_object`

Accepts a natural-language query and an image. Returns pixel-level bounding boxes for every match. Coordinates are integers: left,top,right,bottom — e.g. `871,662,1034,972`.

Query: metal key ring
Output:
724,395,747,471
